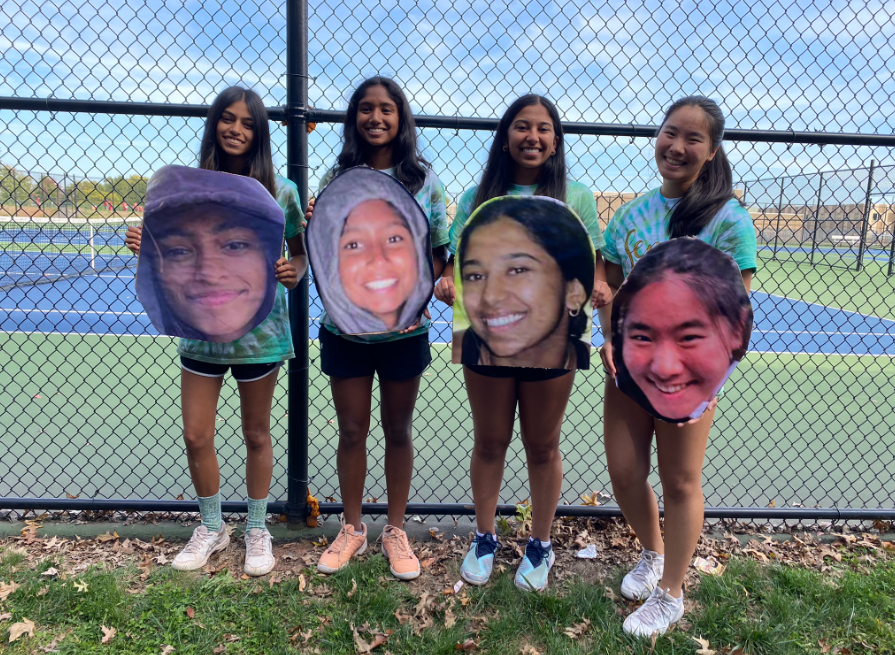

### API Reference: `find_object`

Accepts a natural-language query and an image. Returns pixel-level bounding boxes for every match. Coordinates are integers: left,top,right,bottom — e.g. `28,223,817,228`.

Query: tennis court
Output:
1,218,893,512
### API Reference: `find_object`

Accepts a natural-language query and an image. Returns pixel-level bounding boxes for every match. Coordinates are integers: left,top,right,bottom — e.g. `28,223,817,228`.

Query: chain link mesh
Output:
1,0,893,517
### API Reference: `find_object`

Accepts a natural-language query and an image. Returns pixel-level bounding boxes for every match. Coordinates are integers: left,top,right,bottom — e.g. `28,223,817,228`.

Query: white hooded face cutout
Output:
307,167,433,335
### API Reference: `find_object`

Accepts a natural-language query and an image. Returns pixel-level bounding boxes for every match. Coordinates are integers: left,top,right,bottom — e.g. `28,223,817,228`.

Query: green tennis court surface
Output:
2,333,893,511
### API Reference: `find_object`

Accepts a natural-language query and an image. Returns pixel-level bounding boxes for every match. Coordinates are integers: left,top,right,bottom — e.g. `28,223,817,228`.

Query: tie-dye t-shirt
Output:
601,188,757,278
448,180,605,254
317,166,449,343
177,175,302,364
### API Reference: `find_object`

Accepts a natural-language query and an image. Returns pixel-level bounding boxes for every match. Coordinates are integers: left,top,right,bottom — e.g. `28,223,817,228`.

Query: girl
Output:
599,96,757,636
308,76,449,581
434,95,611,592
124,86,307,576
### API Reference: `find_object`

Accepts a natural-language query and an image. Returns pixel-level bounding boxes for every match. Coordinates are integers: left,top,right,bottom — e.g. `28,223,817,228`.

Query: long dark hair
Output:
199,86,277,197
334,76,430,195
472,95,567,211
659,96,737,238
457,197,594,343
611,238,752,419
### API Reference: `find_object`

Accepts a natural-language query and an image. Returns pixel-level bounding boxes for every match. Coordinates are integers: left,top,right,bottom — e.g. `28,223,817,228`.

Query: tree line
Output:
1,164,148,209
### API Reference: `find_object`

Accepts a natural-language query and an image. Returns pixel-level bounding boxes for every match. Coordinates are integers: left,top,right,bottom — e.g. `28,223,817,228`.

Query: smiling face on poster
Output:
451,196,595,370
306,166,434,335
611,237,753,423
136,165,285,342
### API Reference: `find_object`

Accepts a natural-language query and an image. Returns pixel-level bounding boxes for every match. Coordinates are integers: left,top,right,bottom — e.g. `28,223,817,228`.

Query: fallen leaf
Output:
96,531,119,543
36,587,48,597
562,618,590,639
39,629,69,652
0,613,10,621
347,579,357,599
456,639,479,651
73,579,89,592
101,625,116,644
41,568,59,577
311,537,328,548
742,548,768,562
444,607,456,629
0,581,19,601
351,623,372,653
159,646,175,654
298,574,307,592
9,618,35,643
692,636,716,655
155,553,169,566
185,607,195,619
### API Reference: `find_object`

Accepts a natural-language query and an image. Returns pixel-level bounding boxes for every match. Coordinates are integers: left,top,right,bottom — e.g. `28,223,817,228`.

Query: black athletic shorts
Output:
180,356,282,382
319,327,431,381
464,364,572,382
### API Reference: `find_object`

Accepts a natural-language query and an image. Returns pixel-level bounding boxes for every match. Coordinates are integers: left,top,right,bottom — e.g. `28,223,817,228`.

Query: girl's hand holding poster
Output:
611,237,753,423
451,196,595,370
306,166,434,335
136,165,285,342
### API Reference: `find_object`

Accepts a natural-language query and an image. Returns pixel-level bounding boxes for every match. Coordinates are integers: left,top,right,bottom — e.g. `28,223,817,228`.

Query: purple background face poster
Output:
611,238,753,423
307,167,433,336
136,165,284,342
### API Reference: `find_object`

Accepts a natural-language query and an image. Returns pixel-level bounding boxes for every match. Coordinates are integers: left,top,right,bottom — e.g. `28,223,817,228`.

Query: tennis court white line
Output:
755,291,893,322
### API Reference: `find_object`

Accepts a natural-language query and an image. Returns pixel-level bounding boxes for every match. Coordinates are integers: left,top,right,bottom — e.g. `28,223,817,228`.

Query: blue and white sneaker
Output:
460,532,500,585
514,539,555,592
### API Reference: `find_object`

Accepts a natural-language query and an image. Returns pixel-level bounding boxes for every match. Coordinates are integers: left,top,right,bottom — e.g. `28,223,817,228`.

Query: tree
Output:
0,164,35,206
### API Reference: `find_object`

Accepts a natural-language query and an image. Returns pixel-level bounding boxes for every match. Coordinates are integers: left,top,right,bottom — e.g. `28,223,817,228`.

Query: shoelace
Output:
245,531,271,557
381,526,414,560
632,589,679,626
472,533,499,558
524,540,551,567
627,552,660,587
180,528,217,555
325,523,354,557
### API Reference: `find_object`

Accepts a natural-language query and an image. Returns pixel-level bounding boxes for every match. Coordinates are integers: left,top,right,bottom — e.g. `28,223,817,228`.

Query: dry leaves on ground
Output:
8,618,35,643
692,636,717,654
100,625,116,644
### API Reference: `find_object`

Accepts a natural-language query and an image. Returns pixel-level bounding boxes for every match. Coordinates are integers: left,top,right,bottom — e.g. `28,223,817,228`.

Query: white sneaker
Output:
172,524,230,571
620,548,664,600
622,586,684,637
243,528,276,576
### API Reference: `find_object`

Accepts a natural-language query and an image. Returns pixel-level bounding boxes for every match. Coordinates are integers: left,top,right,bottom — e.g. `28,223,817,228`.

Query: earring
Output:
502,144,508,151
551,150,556,156
569,308,580,318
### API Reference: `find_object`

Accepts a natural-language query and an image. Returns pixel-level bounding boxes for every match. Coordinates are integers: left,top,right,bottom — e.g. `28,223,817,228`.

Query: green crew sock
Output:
246,496,269,531
197,492,222,532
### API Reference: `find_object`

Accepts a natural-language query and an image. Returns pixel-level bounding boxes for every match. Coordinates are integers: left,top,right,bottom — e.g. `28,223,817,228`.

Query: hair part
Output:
199,86,277,197
335,76,430,195
472,95,568,210
659,96,738,238
457,197,593,340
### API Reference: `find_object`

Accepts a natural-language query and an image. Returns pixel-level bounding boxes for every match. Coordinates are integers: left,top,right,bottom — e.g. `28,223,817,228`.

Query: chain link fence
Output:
1,0,894,520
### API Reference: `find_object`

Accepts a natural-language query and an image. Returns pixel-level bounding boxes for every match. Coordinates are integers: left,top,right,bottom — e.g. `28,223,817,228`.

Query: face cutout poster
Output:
136,165,285,342
307,166,434,335
452,196,595,370
611,237,754,423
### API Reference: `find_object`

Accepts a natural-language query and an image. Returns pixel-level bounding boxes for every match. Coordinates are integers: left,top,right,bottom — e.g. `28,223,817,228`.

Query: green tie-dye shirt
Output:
316,166,449,344
601,188,757,278
177,175,303,364
448,179,605,254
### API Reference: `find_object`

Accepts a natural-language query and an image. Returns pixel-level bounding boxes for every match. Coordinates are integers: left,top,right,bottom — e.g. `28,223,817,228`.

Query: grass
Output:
0,544,892,654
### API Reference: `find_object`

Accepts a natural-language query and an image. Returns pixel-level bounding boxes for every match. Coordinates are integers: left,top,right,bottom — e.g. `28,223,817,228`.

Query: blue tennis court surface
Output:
1,270,892,356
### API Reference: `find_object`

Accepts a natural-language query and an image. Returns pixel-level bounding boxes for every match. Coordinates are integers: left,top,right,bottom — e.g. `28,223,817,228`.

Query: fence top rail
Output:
740,162,895,186
2,96,895,148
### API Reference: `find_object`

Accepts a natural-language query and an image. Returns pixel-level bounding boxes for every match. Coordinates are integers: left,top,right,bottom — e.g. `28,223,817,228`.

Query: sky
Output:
1,0,894,206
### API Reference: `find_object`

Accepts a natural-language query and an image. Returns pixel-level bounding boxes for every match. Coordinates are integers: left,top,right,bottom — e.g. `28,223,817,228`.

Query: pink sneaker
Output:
316,523,367,574
380,525,420,581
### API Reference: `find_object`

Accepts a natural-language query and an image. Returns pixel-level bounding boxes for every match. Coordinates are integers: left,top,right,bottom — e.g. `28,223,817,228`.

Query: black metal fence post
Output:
856,160,875,272
285,0,310,525
809,173,825,265
773,176,785,258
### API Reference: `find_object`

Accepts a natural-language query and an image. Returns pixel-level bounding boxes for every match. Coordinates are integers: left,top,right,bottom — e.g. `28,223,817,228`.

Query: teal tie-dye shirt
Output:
448,179,605,254
177,175,303,364
316,166,449,343
601,188,758,277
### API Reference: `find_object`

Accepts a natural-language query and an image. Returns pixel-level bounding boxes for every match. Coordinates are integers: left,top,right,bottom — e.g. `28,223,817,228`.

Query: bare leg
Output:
653,407,714,597
603,378,664,552
330,375,375,529
464,367,517,535
181,370,225,497
236,369,279,500
517,372,575,541
378,375,422,527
